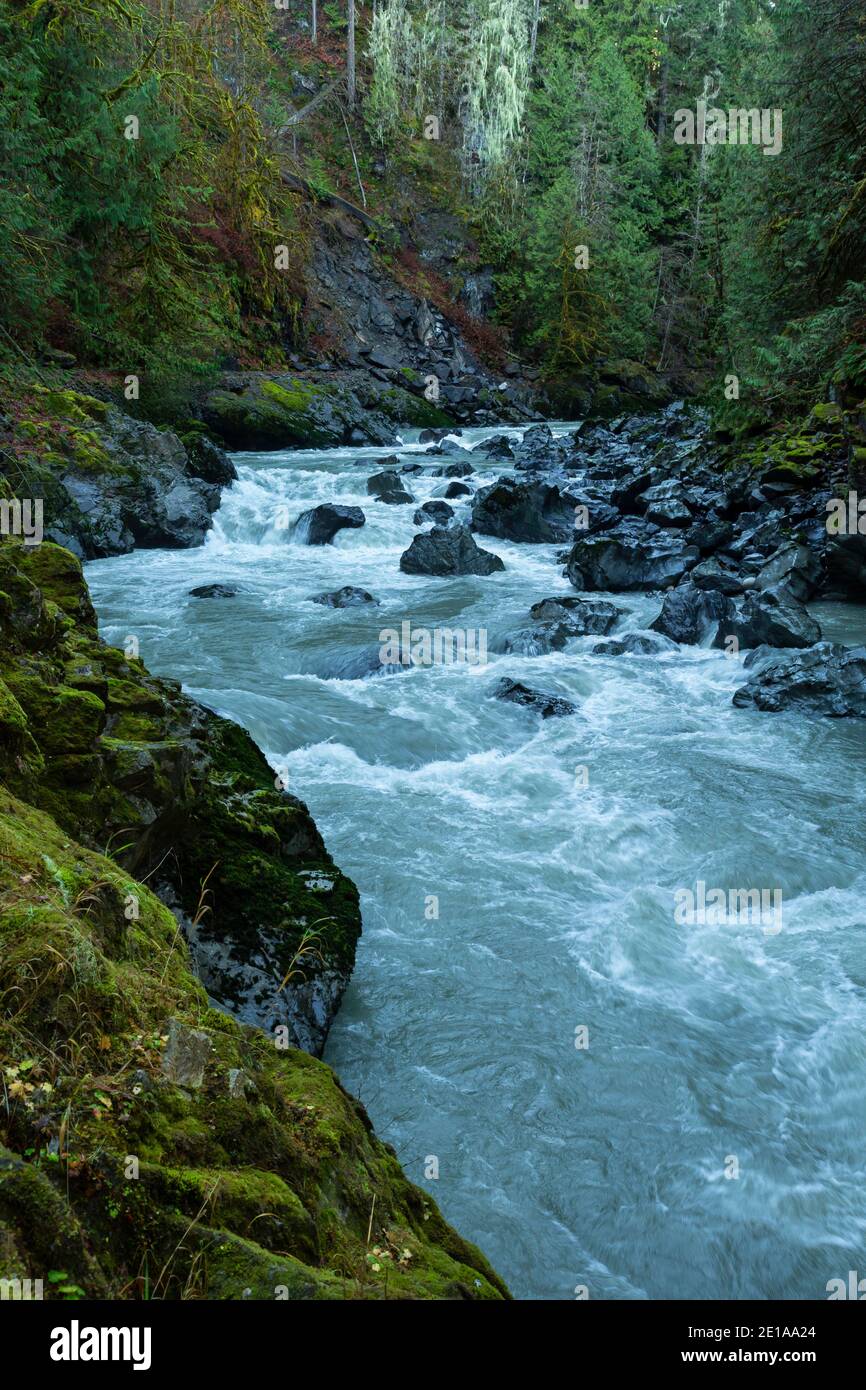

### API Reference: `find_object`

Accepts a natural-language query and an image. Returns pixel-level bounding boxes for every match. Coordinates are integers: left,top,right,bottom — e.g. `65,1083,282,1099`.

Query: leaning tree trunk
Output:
347,0,356,110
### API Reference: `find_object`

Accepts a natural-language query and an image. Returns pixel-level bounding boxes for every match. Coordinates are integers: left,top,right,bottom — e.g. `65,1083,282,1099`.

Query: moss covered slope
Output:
0,789,507,1300
0,536,362,1055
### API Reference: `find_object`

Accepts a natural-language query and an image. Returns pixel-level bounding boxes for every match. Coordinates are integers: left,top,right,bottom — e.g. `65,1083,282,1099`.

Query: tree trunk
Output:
347,0,356,111
312,0,317,45
529,0,541,73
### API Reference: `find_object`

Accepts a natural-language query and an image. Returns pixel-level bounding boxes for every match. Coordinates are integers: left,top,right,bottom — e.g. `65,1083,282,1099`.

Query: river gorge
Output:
83,417,866,1301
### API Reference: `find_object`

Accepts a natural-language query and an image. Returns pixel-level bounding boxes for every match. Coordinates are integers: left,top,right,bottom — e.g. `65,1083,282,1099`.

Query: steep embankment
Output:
0,535,508,1299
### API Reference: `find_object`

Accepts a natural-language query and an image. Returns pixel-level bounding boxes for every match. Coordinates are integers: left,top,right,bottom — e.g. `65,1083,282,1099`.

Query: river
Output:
85,422,866,1300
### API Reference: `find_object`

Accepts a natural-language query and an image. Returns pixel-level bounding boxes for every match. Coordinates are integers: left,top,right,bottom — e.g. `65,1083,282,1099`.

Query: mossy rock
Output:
0,790,509,1301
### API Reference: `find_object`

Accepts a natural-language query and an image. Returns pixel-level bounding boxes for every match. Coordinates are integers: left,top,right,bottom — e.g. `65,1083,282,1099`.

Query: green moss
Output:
0,789,509,1301
260,378,318,411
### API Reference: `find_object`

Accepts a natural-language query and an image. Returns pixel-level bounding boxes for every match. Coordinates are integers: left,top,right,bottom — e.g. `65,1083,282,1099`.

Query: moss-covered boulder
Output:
0,791,508,1301
0,384,236,560
0,538,361,1055
202,373,400,449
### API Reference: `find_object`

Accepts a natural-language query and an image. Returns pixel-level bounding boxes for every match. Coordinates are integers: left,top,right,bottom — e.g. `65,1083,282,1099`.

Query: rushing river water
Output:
86,423,866,1301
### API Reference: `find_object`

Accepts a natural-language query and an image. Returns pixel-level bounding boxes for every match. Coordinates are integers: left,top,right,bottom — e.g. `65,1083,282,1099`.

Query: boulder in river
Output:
490,677,577,718
472,478,582,543
189,583,239,599
593,631,678,656
825,532,866,597
528,596,624,634
650,582,734,645
367,471,415,504
714,585,821,650
690,556,746,595
732,642,866,717
754,541,822,602
400,525,505,577
565,529,699,592
435,480,473,499
413,500,455,526
292,505,366,545
309,586,379,608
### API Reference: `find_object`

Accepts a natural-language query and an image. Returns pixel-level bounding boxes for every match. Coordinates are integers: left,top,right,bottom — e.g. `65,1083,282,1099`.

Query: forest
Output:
0,0,863,419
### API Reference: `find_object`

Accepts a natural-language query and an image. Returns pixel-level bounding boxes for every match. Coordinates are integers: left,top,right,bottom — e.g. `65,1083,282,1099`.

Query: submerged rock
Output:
490,677,577,718
309,586,379,608
732,642,866,717
399,524,505,577
292,504,366,545
189,583,239,599
593,631,678,656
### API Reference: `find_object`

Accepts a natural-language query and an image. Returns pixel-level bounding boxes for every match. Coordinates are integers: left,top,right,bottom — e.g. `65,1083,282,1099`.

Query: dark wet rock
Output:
685,515,735,554
309,586,379,608
644,496,693,527
366,471,415,504
418,427,453,443
182,434,238,488
426,438,470,458
714,586,821,650
565,529,699,592
292,504,365,544
529,596,624,633
499,597,623,654
28,391,233,560
732,642,866,717
592,631,678,656
650,582,734,645
472,478,582,543
690,557,746,595
473,434,515,460
400,524,504,577
436,480,473,499
413,500,455,526
755,542,822,602
490,677,576,718
639,481,694,527
826,532,866,595
189,583,239,599
432,461,474,478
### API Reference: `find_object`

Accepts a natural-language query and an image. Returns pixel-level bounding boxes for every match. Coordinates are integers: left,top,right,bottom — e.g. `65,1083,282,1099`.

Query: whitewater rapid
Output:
85,424,866,1300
